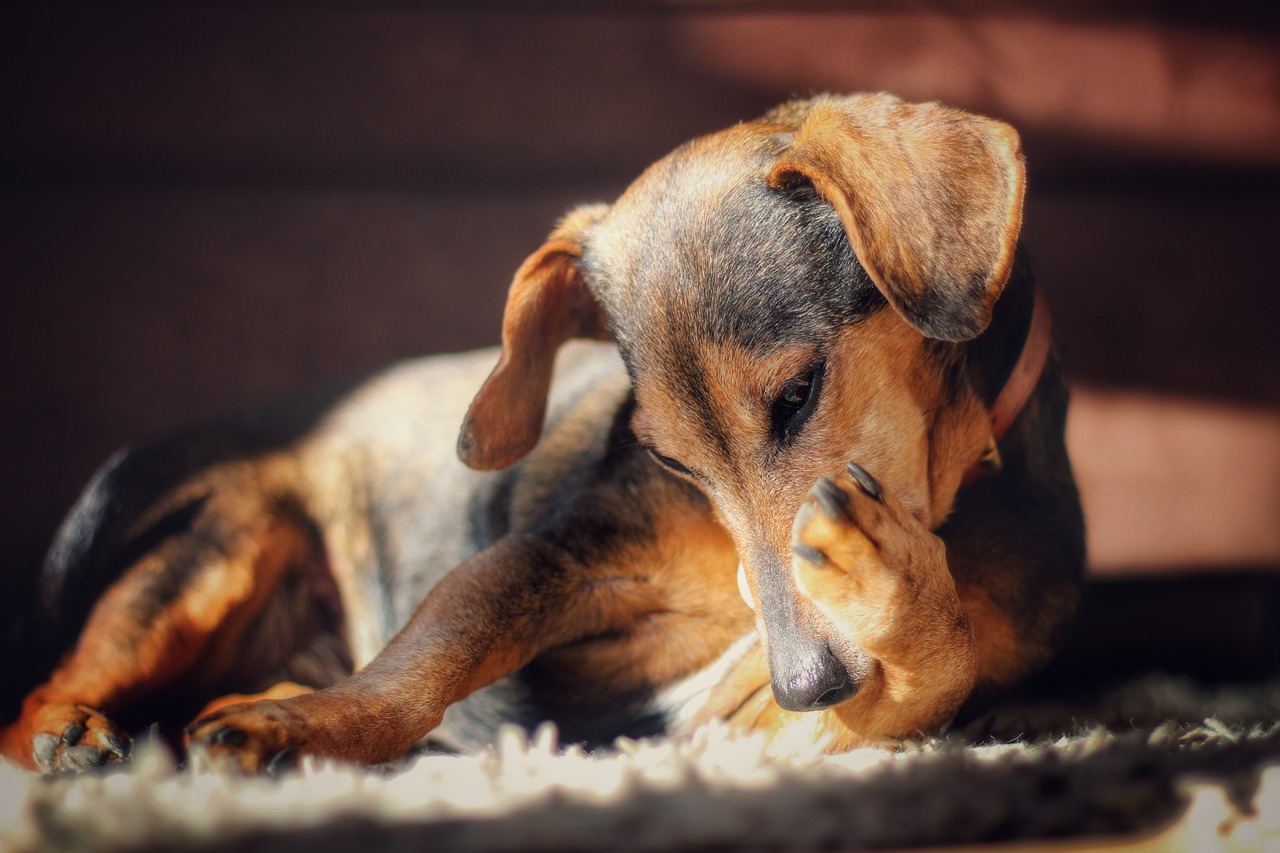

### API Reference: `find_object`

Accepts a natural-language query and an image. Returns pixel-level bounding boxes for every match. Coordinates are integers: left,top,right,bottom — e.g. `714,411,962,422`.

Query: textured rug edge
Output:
3,674,1280,852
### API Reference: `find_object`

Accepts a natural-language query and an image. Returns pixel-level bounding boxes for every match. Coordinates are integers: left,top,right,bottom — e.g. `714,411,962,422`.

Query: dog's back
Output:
25,341,635,751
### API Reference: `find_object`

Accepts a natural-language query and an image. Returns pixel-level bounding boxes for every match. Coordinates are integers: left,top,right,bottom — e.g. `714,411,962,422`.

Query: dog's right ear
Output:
458,205,611,471
767,94,1025,342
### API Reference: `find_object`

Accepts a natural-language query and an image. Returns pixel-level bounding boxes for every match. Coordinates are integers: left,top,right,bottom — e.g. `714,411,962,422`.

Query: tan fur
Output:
791,483,977,745
2,456,322,769
4,94,1078,774
532,500,750,699
192,682,313,723
507,367,632,533
768,95,1026,341
633,309,983,595
957,584,1032,689
459,207,612,471
623,303,998,750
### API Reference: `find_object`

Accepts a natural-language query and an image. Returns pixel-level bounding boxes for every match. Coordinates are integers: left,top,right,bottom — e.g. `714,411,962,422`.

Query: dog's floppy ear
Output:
768,95,1026,341
458,205,611,471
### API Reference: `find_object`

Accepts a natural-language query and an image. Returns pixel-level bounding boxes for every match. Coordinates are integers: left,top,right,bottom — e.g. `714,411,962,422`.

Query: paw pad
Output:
29,704,130,775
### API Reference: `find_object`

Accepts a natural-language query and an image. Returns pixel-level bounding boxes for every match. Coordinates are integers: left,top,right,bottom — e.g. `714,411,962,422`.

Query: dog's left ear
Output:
768,95,1026,341
458,205,611,471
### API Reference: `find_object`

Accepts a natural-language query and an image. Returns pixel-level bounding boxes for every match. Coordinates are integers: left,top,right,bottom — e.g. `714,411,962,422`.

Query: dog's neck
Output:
962,285,1052,486
988,287,1051,442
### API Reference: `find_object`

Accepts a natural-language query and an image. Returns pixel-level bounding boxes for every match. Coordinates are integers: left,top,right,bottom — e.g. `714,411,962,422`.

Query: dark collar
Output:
963,287,1052,484
990,286,1051,441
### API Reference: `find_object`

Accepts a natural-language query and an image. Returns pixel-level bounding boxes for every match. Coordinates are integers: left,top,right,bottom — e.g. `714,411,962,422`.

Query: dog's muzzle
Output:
749,558,859,712
770,640,858,712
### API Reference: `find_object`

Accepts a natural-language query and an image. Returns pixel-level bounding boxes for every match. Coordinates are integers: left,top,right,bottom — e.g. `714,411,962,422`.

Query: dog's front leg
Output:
788,463,979,745
186,534,607,771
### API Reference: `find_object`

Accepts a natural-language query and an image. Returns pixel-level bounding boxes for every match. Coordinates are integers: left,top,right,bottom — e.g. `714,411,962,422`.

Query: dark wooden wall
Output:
3,3,1278,680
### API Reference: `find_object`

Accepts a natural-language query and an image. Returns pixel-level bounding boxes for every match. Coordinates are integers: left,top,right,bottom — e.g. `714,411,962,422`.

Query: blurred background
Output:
2,2,1277,703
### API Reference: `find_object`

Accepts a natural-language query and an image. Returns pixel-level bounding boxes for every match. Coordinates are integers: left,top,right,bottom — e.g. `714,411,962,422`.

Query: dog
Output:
2,93,1085,774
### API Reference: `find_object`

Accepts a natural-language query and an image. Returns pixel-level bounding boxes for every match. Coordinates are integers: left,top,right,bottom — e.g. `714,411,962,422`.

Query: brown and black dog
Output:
2,93,1084,774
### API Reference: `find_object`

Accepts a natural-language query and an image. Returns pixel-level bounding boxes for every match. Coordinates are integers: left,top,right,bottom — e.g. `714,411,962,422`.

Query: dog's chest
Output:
433,614,757,751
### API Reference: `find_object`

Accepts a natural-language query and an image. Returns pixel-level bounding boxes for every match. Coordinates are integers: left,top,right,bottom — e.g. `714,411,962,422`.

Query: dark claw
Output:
813,477,852,520
265,749,297,776
60,745,107,773
845,462,883,501
33,734,57,769
792,542,828,567
105,733,131,758
208,726,248,748
62,722,87,746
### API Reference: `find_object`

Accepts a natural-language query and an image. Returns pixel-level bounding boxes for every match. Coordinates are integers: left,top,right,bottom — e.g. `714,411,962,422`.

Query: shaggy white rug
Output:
2,674,1279,852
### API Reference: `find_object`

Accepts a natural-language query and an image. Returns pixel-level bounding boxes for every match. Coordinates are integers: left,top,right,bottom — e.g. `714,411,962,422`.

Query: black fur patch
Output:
592,182,883,361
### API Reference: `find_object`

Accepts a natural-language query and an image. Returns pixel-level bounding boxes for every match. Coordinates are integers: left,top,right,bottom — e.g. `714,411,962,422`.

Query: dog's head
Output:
458,93,1025,714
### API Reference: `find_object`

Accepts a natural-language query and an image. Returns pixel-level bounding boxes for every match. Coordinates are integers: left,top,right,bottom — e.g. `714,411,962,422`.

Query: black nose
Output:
770,644,858,712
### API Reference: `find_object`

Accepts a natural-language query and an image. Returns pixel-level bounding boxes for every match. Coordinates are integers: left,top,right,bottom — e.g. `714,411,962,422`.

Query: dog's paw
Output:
790,462,947,652
24,703,131,774
185,700,303,775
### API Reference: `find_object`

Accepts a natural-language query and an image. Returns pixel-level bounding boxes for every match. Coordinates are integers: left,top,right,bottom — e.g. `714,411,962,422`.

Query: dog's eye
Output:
647,448,695,479
770,363,824,443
